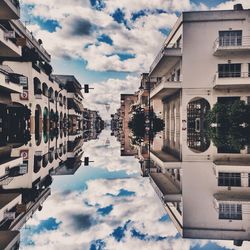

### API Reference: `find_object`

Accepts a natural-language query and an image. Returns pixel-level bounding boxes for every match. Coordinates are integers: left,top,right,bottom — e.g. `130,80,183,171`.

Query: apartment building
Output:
120,94,138,156
147,4,250,246
150,4,250,161
52,75,84,135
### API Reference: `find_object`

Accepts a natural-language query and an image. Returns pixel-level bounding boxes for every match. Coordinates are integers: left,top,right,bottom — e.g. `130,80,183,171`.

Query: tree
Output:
206,100,250,151
128,109,164,144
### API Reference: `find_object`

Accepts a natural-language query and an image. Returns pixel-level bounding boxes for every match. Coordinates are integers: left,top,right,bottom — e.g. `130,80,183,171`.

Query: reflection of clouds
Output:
19,127,248,250
82,129,139,175
21,176,179,249
20,175,238,250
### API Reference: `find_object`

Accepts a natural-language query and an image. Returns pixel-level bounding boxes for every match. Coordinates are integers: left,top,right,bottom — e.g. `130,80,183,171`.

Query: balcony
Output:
0,65,26,93
149,172,181,202
214,192,250,203
149,45,182,77
0,24,21,57
214,36,250,56
0,0,20,19
213,72,250,89
11,20,51,62
150,77,182,99
150,150,181,169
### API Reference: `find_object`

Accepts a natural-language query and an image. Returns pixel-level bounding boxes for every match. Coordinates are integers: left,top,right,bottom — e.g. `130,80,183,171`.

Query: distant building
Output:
119,94,137,156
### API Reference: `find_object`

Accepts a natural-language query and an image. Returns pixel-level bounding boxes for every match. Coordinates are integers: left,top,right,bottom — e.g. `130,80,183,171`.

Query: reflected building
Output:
147,4,250,247
116,4,250,247
119,94,138,156
82,109,104,141
0,2,103,249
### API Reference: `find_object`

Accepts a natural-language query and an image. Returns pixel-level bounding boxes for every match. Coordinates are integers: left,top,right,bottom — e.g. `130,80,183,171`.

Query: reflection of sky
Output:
19,129,241,250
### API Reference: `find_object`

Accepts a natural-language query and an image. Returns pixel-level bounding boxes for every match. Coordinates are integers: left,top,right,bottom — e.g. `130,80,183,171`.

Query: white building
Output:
148,4,250,246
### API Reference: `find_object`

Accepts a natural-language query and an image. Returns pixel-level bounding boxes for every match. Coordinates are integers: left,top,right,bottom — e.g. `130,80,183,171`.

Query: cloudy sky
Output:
19,0,250,120
17,1,250,249
20,130,250,250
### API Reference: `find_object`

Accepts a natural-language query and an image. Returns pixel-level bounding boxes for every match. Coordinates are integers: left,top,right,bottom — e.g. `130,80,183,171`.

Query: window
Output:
176,36,182,48
218,64,241,78
195,118,200,132
219,30,242,47
219,203,242,220
171,73,175,81
176,69,181,81
218,172,241,187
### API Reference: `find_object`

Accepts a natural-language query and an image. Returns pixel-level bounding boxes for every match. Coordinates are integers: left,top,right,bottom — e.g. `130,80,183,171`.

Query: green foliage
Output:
206,100,250,151
128,109,164,144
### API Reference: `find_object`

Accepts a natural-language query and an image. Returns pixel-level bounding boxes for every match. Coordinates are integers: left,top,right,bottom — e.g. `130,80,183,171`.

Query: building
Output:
146,4,250,246
119,94,138,156
0,2,103,248
82,109,104,141
52,75,84,135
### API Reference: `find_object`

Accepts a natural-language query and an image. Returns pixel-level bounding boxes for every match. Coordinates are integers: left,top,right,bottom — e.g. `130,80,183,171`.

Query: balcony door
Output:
218,63,241,78
219,30,242,46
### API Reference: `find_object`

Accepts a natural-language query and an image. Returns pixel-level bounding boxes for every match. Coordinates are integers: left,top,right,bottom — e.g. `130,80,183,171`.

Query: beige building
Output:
147,4,250,246
120,94,138,156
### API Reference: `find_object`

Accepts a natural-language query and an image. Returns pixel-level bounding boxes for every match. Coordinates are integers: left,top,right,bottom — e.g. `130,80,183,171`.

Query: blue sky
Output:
20,0,250,119
20,130,242,250
17,1,250,249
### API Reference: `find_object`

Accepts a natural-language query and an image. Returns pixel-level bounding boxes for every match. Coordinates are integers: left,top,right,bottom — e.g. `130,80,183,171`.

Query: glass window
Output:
219,203,242,220
218,64,241,78
219,30,242,46
218,172,241,187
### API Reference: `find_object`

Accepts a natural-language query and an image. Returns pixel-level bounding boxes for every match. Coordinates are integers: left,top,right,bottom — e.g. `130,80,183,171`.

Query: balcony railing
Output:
0,65,27,86
214,36,250,54
151,76,182,90
12,20,51,62
217,72,250,79
149,43,182,75
0,24,17,44
213,72,250,88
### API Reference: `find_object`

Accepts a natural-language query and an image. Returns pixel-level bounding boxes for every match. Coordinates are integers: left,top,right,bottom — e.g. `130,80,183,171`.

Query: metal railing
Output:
0,65,24,85
216,71,250,79
0,23,17,45
149,42,182,74
12,20,51,62
151,76,182,91
214,36,250,50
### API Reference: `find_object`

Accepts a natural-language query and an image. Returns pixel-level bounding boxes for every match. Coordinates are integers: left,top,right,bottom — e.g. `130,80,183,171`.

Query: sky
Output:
19,0,250,120
16,1,250,249
21,0,250,120
20,129,250,250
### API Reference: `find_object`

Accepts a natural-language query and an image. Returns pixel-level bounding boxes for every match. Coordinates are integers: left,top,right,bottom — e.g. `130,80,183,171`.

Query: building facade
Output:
147,4,250,246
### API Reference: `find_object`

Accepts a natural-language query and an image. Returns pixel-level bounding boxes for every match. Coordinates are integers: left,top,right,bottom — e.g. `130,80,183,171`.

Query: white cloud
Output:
82,75,139,120
81,129,139,174
20,176,179,250
21,0,208,73
214,0,250,10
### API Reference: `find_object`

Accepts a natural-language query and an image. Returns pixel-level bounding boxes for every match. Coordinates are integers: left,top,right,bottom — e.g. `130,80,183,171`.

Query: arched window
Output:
187,97,211,153
34,77,41,95
42,82,48,97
